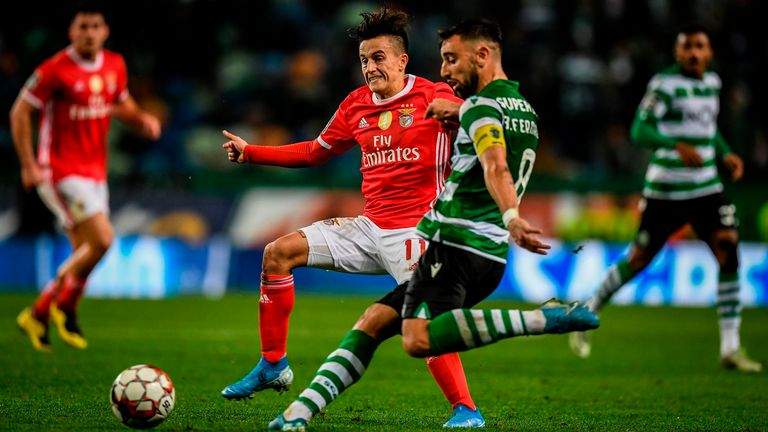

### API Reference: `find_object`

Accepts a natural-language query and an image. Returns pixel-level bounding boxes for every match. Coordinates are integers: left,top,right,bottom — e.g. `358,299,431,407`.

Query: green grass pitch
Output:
1,293,766,431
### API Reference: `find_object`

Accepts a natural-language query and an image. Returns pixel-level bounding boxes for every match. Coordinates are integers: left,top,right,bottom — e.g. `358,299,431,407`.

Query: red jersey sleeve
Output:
243,139,333,167
21,61,59,109
316,97,357,154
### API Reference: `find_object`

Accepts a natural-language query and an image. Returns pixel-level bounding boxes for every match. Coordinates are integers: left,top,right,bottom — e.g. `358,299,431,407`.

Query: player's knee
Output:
353,304,399,341
628,248,653,272
402,331,430,358
90,231,113,258
717,238,739,273
263,239,301,273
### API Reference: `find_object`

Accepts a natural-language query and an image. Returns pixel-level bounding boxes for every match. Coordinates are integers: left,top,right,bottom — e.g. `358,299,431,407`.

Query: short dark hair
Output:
71,0,108,23
678,23,710,38
351,5,410,53
438,18,503,49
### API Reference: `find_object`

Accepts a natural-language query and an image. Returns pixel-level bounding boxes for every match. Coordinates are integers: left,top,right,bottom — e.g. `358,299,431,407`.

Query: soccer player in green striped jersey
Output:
569,24,762,373
400,19,599,361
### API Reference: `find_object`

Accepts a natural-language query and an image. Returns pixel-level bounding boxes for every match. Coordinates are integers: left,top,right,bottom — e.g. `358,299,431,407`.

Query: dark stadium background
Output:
0,0,766,295
1,3,767,430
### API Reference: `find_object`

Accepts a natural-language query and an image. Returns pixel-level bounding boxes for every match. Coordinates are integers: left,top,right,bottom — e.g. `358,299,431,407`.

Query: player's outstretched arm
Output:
220,130,336,168
113,95,162,140
9,96,43,190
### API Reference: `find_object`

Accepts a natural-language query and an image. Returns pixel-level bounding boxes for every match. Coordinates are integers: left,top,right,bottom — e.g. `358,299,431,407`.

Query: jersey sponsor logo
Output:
361,146,420,167
378,110,392,130
89,75,103,94
373,134,391,149
398,105,416,128
358,117,370,128
69,103,111,120
683,106,717,125
24,72,40,90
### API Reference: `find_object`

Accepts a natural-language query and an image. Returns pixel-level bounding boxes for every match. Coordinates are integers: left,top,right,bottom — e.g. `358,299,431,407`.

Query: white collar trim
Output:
66,46,104,72
372,74,416,105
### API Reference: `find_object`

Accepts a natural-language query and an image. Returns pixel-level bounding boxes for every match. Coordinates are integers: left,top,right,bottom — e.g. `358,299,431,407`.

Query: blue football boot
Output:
221,356,293,399
443,404,486,428
540,299,600,334
268,413,308,431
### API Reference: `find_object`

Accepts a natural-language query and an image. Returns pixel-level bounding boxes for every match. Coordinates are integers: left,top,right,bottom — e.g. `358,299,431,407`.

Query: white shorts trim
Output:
299,216,426,284
36,175,109,229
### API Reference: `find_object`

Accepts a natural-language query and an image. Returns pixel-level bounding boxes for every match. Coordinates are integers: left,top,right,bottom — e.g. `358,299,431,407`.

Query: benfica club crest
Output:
398,108,416,127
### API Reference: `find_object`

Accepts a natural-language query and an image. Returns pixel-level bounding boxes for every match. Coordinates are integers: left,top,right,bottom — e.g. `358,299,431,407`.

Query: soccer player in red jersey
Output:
222,6,485,429
12,4,161,352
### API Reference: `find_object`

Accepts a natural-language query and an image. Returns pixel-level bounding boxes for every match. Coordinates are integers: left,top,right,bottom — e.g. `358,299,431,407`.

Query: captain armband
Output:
474,124,506,155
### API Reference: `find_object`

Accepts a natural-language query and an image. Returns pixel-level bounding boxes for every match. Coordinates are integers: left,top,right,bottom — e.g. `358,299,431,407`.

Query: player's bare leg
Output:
18,213,112,351
222,231,308,399
50,212,113,349
707,229,762,373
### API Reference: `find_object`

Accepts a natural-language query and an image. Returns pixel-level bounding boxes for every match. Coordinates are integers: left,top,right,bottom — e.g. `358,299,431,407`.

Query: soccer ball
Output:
110,364,175,429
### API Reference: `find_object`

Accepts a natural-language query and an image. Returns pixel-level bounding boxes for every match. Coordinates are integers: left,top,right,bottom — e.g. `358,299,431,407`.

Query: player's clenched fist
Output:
222,130,246,163
425,98,461,129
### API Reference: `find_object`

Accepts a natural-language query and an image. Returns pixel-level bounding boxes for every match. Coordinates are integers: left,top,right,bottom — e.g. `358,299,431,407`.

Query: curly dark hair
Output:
350,5,410,53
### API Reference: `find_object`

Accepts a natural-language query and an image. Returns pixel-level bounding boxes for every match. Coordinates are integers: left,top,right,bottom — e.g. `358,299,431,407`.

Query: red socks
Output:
426,353,476,410
259,274,295,363
32,280,57,322
56,275,86,314
31,275,87,321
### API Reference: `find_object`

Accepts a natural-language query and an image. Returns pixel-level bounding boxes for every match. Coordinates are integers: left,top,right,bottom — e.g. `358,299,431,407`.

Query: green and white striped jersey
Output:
416,80,539,263
633,64,732,200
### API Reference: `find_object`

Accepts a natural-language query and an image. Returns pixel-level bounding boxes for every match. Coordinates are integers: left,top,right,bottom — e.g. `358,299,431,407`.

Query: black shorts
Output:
376,281,409,313
400,242,506,320
636,192,737,253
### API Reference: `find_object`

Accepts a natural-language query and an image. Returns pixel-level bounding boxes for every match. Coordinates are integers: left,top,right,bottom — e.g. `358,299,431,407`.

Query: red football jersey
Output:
21,46,129,183
315,74,460,229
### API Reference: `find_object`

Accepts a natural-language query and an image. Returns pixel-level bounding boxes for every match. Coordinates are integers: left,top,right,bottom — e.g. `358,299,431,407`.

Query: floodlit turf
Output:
1,293,766,431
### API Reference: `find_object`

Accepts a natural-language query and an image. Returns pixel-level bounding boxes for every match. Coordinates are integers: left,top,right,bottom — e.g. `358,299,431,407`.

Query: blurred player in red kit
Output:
13,3,161,352
222,6,485,428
